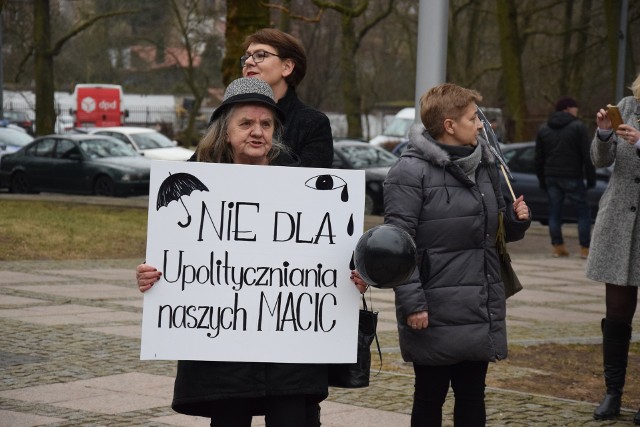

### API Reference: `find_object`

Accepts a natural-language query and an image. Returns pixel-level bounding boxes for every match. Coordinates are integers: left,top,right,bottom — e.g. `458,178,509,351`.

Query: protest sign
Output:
140,161,365,363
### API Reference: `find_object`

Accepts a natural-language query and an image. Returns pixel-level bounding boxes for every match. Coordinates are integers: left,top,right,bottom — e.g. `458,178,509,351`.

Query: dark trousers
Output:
411,360,489,427
209,396,309,427
545,176,591,247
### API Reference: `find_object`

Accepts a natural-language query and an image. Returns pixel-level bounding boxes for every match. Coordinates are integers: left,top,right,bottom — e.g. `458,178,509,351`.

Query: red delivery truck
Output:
72,84,127,128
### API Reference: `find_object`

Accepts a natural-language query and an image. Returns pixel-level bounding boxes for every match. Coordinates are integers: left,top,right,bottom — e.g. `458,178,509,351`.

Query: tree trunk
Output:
568,0,592,97
603,0,619,98
495,0,527,142
341,13,363,139
559,1,574,95
34,0,55,136
223,0,269,86
278,0,291,32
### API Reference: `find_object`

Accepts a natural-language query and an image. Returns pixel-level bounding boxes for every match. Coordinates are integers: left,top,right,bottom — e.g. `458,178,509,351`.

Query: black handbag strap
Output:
362,294,382,376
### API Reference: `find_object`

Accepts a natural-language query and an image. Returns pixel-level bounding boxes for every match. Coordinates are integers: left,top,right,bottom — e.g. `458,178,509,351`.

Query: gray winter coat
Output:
383,125,530,366
586,96,640,286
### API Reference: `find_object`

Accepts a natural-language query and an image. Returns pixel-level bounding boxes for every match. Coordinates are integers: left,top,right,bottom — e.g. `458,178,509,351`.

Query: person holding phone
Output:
588,72,640,422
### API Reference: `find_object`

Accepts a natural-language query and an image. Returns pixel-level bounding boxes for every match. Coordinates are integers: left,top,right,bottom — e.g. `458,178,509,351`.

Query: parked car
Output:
500,141,609,224
0,134,151,197
368,107,415,151
2,111,34,135
0,128,34,158
332,139,399,215
89,126,194,160
390,139,409,156
55,114,75,134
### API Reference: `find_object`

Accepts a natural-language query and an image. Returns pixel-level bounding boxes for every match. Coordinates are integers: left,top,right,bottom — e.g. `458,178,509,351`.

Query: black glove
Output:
587,179,596,189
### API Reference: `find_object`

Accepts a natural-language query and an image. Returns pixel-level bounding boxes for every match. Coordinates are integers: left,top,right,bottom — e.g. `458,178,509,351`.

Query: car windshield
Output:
130,131,175,149
79,138,140,158
338,145,398,169
4,111,28,121
0,130,33,147
383,118,413,137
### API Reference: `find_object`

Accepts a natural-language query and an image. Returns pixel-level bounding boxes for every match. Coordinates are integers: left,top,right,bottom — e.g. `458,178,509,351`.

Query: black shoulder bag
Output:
327,294,381,388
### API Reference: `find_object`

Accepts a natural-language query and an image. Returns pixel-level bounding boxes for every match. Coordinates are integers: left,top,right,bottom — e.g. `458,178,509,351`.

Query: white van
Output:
370,106,506,147
369,107,415,148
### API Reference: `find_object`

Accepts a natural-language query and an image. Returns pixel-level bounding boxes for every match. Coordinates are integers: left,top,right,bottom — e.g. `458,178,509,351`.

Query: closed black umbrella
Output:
156,172,209,227
477,107,516,200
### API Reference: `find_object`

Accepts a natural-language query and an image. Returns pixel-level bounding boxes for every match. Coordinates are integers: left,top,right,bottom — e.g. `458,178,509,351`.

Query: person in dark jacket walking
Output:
136,78,367,427
383,83,531,426
535,97,596,259
241,28,333,169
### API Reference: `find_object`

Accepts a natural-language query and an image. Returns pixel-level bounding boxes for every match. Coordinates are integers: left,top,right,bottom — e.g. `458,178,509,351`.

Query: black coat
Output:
172,151,328,417
534,111,596,186
278,87,334,168
384,125,530,366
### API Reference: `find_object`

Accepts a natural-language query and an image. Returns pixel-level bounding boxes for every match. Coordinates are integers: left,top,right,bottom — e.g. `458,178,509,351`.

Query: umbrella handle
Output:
178,197,192,228
178,215,192,228
500,164,517,201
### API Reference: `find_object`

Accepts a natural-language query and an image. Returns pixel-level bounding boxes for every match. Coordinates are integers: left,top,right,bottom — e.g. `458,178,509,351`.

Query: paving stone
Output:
1,217,638,425
0,409,65,427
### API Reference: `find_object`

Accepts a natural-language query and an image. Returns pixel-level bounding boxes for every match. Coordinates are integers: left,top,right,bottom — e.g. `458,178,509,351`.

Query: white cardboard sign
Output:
140,161,365,363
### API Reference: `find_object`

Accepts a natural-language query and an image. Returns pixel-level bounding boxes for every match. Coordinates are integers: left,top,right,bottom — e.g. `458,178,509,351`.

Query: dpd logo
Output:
81,97,96,113
99,100,118,110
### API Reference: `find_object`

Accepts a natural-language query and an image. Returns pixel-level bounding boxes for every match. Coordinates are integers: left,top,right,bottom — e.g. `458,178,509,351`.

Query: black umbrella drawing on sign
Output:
156,172,209,228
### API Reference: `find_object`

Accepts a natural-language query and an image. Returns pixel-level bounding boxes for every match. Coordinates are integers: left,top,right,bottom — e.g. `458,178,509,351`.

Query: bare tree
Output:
29,0,134,135
495,0,527,141
166,0,223,143
310,0,395,138
446,2,502,91
561,0,592,96
356,0,418,133
5,0,639,142
222,0,270,86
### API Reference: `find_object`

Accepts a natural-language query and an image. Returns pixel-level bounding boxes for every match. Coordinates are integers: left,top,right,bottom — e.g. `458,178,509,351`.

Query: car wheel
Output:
94,175,116,197
364,193,375,215
10,171,32,193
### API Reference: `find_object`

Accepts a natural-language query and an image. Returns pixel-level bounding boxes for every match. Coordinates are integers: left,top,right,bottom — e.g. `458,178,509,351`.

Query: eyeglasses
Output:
240,50,281,67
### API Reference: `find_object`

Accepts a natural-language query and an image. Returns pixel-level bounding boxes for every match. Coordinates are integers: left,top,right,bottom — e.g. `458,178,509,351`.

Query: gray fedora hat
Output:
209,77,286,124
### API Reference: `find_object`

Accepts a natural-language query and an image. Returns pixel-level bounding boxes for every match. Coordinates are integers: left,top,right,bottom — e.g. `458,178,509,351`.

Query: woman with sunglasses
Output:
241,28,333,169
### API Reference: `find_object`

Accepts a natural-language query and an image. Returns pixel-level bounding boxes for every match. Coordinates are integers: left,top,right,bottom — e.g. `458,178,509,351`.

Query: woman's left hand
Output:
616,124,639,145
351,270,369,294
513,195,529,221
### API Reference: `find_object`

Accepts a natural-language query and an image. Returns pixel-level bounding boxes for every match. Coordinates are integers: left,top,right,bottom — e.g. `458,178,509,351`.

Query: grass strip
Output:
0,200,147,260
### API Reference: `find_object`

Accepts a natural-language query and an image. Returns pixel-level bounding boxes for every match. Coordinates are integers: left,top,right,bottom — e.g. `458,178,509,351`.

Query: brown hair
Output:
244,28,307,88
195,105,285,164
420,83,483,138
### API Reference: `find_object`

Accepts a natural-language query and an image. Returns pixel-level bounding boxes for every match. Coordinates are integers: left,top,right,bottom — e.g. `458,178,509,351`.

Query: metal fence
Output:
3,104,179,129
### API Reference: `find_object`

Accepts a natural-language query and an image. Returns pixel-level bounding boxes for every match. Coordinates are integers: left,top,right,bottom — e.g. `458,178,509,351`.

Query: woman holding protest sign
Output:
136,77,367,427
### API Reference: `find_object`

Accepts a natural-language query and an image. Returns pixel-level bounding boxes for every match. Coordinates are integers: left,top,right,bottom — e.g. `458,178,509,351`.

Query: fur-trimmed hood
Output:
401,123,496,168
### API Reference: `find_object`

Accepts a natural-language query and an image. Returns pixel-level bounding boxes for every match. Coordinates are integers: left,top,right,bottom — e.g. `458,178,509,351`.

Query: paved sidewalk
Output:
1,194,639,426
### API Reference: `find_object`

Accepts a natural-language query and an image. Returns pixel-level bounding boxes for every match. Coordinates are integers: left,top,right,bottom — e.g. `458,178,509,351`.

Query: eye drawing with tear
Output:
304,174,355,238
